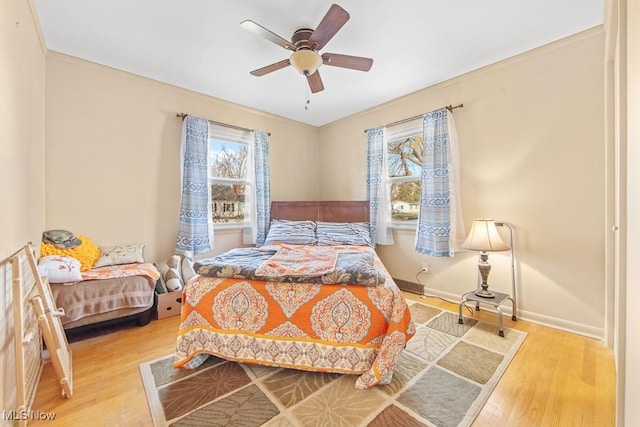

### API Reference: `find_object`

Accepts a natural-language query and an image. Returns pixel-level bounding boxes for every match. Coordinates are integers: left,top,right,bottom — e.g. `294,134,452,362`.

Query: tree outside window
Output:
387,132,423,223
210,139,248,223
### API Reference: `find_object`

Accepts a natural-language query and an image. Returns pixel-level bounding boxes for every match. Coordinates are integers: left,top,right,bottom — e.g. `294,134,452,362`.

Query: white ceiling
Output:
32,0,604,127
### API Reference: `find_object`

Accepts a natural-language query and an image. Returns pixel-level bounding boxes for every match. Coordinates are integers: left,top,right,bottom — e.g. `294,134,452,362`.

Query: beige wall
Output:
0,1,46,254
1,0,46,414
42,22,607,337
44,53,321,262
320,29,606,338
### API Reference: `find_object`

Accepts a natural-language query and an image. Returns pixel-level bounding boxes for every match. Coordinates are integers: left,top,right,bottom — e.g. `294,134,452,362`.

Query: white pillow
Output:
94,244,145,268
181,256,197,283
37,255,83,283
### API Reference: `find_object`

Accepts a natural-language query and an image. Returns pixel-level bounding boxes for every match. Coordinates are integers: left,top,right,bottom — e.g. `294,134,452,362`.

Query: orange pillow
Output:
40,236,101,271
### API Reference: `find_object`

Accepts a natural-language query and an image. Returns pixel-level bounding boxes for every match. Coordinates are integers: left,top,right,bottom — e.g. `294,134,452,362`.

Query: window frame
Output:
384,121,423,230
208,126,253,230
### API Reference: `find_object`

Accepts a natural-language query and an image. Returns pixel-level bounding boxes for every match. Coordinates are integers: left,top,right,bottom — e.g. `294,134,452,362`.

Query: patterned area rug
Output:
140,301,526,427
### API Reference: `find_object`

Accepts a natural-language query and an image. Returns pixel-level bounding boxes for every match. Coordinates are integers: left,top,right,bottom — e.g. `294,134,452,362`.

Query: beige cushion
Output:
94,244,145,268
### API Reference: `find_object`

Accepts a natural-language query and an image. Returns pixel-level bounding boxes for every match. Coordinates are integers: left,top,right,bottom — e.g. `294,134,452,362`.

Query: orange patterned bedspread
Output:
174,251,415,389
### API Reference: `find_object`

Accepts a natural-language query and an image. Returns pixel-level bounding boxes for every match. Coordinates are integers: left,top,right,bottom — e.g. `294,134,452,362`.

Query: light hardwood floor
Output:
29,293,616,426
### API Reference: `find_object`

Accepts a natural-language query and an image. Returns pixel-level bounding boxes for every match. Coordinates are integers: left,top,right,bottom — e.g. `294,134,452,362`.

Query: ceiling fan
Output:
240,3,373,94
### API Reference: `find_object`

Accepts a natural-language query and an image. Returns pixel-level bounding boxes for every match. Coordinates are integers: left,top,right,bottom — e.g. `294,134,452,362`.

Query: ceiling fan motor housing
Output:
292,28,315,49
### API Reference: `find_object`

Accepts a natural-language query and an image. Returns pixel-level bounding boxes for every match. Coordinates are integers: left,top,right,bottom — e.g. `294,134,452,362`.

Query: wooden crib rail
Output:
24,243,73,399
4,243,73,426
7,244,43,426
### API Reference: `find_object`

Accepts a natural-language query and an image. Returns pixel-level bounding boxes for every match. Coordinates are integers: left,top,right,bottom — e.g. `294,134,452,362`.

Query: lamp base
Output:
474,288,496,298
475,252,496,298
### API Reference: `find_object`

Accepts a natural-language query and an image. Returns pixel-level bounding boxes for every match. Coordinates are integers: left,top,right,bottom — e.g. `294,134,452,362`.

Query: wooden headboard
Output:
271,201,370,223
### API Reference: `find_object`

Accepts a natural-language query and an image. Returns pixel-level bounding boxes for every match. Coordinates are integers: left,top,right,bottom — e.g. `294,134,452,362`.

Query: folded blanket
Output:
80,262,160,282
255,245,338,277
195,245,385,286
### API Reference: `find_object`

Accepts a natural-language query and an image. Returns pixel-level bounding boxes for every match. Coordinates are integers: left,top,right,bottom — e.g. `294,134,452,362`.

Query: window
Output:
386,123,423,226
367,109,461,252
208,126,252,226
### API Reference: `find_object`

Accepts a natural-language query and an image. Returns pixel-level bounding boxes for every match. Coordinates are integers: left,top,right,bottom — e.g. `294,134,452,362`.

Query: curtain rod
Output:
363,103,463,133
176,113,271,136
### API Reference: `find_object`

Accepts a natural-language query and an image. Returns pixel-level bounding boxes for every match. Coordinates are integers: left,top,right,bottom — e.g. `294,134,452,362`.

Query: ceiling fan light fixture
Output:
290,49,322,75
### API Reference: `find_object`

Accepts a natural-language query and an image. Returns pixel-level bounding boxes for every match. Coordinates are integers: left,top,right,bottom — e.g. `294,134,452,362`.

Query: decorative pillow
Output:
264,220,317,245
37,255,82,283
40,235,101,271
93,244,145,268
316,221,373,246
158,255,184,292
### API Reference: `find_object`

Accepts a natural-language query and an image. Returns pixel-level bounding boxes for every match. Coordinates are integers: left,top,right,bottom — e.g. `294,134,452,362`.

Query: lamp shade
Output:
461,219,510,252
290,49,322,75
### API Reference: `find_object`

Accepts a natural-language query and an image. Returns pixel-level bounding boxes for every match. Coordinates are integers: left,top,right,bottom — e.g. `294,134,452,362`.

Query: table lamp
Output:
462,219,510,298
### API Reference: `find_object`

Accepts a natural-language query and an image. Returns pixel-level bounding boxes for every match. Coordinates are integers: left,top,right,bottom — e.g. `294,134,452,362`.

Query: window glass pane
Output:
209,137,248,224
387,130,422,223
391,181,420,222
211,183,245,223
209,139,247,179
387,134,423,178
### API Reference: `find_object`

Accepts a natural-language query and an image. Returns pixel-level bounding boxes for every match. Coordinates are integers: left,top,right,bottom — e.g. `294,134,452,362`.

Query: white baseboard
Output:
418,286,604,341
515,309,604,340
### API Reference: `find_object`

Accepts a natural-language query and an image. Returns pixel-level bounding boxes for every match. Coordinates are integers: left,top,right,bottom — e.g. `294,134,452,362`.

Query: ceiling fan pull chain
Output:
305,78,310,110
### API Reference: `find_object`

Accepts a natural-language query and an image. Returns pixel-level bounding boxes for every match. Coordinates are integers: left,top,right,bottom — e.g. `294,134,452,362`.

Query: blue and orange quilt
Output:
174,245,415,389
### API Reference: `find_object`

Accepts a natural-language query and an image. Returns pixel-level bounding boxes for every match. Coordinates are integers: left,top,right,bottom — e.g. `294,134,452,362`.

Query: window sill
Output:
213,223,246,231
389,223,416,231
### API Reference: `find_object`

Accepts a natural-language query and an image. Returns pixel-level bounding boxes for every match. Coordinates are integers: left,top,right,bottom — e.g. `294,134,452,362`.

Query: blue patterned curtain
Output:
415,108,463,256
244,131,271,246
176,116,212,257
366,127,394,245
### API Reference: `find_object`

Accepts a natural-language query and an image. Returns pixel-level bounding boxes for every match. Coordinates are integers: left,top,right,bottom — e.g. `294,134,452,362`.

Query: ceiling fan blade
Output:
240,20,297,51
308,4,350,51
321,53,373,71
307,71,324,93
250,59,291,76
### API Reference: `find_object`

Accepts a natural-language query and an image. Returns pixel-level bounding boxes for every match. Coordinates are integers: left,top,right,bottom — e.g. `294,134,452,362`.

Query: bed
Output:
174,201,415,389
46,260,159,335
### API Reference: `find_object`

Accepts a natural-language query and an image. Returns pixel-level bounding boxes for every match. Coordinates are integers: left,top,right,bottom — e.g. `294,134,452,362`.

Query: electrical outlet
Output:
421,262,429,272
